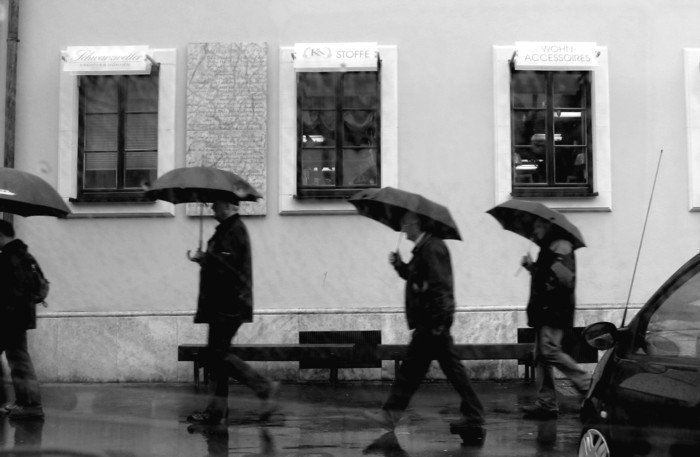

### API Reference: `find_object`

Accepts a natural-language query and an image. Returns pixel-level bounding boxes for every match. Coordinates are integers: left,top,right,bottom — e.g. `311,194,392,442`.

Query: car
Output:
577,252,700,457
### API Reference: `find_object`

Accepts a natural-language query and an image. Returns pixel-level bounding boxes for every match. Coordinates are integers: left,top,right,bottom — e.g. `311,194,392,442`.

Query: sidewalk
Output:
0,380,583,457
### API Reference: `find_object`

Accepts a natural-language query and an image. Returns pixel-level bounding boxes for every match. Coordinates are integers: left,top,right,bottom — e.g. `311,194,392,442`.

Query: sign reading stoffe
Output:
294,42,378,72
62,46,152,75
514,42,599,71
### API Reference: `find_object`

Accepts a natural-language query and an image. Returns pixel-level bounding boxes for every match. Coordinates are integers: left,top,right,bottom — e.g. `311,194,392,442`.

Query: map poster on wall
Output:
186,42,267,216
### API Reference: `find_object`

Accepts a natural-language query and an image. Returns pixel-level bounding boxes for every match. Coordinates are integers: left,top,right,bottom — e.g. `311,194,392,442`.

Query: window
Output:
76,68,159,202
492,46,611,211
296,71,381,199
511,70,593,197
58,48,176,217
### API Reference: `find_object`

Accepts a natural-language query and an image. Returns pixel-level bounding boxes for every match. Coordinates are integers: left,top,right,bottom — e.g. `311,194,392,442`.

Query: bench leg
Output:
394,357,400,380
330,367,338,384
194,361,200,390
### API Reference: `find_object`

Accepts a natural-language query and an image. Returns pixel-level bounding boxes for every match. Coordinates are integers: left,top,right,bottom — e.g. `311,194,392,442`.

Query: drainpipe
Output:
2,0,18,223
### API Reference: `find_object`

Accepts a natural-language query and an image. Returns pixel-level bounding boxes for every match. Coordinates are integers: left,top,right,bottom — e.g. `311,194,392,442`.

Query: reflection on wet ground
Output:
0,381,582,456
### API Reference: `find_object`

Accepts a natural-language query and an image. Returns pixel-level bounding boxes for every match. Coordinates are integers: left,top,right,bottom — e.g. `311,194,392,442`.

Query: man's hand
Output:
520,253,534,271
389,251,402,267
187,248,205,263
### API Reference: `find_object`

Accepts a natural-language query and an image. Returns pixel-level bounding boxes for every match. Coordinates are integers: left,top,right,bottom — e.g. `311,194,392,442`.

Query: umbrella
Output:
144,166,262,204
145,166,262,251
348,187,461,240
0,168,71,218
486,199,586,249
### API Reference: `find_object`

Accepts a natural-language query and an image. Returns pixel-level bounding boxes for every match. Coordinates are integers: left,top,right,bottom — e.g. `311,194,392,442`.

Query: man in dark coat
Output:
520,217,591,419
187,201,278,425
364,211,485,442
0,220,44,420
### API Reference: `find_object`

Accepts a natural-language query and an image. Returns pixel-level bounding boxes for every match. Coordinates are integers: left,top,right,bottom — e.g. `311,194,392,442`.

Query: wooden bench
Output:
178,343,356,388
376,343,536,381
517,326,599,364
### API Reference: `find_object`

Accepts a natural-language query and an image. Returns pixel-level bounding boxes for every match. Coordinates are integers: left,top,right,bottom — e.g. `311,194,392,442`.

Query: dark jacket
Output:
195,214,253,325
394,234,455,331
0,239,37,331
526,237,576,329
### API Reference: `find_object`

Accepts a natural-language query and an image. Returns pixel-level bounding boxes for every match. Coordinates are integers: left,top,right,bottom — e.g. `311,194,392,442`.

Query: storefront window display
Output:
510,70,593,197
296,71,380,199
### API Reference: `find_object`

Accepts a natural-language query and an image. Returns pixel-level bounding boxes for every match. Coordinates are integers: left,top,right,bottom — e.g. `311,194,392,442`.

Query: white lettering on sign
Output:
62,46,152,75
294,42,378,72
514,42,598,71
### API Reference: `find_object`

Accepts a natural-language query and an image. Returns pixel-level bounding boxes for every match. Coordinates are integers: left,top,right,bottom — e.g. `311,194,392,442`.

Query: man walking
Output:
364,211,485,443
520,217,591,419
0,220,44,420
186,200,278,425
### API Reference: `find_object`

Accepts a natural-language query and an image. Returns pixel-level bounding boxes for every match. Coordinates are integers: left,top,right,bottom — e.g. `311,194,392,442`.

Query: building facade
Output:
2,0,700,382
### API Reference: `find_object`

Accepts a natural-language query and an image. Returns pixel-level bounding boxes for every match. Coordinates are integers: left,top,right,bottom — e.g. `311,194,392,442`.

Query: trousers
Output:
383,328,485,424
534,325,591,411
204,321,272,416
0,328,42,407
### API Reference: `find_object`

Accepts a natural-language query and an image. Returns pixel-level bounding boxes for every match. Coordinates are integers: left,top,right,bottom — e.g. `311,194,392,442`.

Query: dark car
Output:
577,253,700,457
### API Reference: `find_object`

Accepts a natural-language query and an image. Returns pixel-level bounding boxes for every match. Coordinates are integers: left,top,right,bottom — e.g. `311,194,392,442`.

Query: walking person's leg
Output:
365,329,433,430
522,326,561,418
435,332,485,426
4,330,43,419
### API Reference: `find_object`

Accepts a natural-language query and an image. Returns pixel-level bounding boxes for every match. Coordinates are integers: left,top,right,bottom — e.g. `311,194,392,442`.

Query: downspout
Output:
2,0,18,223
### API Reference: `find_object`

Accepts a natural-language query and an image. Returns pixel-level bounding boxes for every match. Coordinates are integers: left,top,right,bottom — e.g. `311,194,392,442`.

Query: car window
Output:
639,268,700,358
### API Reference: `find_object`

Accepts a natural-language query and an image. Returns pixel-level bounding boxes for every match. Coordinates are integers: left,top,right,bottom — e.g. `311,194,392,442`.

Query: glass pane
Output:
513,146,546,184
83,76,118,114
511,71,546,108
512,110,546,146
343,111,377,146
555,112,584,145
124,151,157,188
552,73,586,108
643,269,700,358
126,75,158,112
85,114,119,151
554,147,587,184
301,111,336,146
299,72,338,109
125,113,158,150
300,149,336,187
342,148,379,186
343,72,379,109
84,152,118,189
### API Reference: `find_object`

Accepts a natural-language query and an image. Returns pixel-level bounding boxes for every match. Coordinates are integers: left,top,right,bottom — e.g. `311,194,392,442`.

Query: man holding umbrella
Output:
354,192,485,443
518,215,591,419
185,200,279,425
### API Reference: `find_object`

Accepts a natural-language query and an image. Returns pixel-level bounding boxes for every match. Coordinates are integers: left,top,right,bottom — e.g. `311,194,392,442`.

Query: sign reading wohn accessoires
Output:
514,42,599,71
61,45,153,75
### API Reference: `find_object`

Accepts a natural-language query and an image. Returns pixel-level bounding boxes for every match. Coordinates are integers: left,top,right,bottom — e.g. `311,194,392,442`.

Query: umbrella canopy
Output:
486,199,586,249
144,166,262,204
348,187,461,240
0,168,71,218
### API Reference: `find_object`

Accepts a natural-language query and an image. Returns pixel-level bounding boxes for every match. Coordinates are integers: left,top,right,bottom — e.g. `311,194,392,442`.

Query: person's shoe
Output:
449,417,486,446
363,409,401,431
259,381,280,421
7,405,44,420
521,404,558,420
0,402,18,415
187,410,226,425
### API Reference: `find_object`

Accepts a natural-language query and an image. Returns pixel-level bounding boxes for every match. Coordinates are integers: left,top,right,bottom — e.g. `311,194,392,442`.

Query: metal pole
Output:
2,0,18,223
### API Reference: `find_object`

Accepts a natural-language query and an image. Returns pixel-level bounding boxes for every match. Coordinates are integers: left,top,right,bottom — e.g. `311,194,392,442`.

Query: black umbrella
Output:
348,187,461,240
0,168,71,218
486,200,586,249
145,166,262,250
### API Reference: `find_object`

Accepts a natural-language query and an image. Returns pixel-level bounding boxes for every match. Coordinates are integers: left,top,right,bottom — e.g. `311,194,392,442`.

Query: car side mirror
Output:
583,322,618,350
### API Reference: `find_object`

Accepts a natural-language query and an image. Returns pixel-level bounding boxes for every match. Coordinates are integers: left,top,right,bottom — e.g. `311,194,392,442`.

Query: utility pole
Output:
2,0,18,223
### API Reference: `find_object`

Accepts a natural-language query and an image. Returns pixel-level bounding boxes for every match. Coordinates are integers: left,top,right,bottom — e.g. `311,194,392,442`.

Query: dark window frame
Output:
510,69,596,198
72,67,159,203
295,68,381,200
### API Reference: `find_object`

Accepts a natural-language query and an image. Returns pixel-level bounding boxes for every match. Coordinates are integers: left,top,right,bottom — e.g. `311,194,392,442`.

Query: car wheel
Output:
578,426,612,457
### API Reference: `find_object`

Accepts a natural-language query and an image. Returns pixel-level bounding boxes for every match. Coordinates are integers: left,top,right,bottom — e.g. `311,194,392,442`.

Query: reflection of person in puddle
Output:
363,431,408,457
10,417,44,448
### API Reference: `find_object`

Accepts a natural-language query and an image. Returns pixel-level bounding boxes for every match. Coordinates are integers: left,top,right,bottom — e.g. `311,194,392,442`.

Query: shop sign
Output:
61,46,152,75
293,42,378,71
514,42,598,71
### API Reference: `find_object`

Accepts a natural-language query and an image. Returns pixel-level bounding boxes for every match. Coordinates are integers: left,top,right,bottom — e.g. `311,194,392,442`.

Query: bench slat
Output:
376,343,533,361
178,343,355,361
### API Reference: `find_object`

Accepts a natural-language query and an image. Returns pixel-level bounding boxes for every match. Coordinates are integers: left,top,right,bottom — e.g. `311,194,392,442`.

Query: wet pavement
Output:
0,381,583,456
